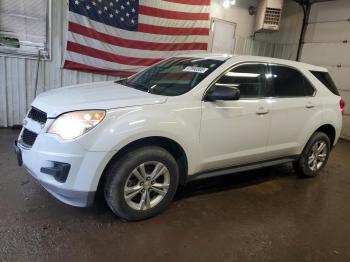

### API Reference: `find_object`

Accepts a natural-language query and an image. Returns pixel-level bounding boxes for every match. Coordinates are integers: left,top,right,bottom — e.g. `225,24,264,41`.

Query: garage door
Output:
300,0,350,139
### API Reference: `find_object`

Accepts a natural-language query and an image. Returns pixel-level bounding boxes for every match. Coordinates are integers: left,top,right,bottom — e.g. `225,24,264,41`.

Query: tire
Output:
293,132,331,178
104,146,179,221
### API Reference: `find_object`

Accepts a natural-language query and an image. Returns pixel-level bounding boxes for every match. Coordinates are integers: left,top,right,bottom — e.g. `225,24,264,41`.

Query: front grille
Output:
28,107,47,124
20,128,38,147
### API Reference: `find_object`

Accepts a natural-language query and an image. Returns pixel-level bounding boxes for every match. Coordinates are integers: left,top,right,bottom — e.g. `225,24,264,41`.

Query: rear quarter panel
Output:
305,69,343,145
321,95,342,145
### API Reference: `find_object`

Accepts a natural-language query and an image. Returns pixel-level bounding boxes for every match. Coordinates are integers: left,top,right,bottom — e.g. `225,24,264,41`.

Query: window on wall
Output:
0,0,50,58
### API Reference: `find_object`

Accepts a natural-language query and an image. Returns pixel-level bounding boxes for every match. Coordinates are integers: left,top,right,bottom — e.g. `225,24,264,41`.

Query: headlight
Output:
48,110,105,139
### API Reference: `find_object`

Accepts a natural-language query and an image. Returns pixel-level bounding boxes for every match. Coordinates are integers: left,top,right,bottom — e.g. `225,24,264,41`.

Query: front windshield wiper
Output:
120,80,153,93
114,78,127,85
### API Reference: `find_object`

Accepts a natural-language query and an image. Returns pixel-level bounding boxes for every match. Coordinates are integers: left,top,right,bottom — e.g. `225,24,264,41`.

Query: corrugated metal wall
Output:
0,0,293,127
235,37,297,60
0,0,118,127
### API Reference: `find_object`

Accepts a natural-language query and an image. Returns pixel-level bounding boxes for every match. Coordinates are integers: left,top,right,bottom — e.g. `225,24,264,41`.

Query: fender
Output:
76,101,203,190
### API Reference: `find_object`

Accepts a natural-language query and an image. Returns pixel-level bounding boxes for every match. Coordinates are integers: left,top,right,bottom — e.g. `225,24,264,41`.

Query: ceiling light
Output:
230,0,236,5
222,0,230,8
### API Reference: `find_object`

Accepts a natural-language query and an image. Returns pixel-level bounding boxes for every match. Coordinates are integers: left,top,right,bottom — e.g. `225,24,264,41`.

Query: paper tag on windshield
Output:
183,66,208,74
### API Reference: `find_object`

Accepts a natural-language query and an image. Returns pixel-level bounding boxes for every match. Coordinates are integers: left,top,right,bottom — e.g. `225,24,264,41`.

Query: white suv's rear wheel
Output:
104,146,179,221
293,132,331,177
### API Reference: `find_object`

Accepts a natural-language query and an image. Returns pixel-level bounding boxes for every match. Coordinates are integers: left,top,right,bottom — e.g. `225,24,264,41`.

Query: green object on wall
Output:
0,36,20,48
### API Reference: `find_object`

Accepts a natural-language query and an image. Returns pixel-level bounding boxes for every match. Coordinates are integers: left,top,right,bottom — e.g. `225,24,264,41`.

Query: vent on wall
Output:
255,0,284,33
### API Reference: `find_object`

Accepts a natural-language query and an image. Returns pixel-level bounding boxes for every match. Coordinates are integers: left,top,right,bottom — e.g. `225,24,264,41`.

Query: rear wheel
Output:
293,132,330,178
104,146,179,221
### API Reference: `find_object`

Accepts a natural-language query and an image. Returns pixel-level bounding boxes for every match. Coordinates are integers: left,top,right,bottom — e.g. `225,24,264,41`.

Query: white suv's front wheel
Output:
104,146,179,221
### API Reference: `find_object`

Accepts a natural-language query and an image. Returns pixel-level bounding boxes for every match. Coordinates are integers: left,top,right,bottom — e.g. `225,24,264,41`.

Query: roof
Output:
175,53,233,61
176,53,327,72
227,55,327,72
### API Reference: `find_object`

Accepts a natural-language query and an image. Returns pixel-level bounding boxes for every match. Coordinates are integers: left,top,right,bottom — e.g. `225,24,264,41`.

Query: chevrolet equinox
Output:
14,54,345,220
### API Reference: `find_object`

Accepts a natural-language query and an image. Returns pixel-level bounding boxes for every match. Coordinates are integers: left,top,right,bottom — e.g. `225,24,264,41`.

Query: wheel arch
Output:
315,124,336,148
97,136,189,195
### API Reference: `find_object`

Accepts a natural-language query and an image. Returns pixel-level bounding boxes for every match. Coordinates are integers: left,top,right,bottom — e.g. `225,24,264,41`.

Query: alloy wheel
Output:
124,161,170,211
308,141,328,171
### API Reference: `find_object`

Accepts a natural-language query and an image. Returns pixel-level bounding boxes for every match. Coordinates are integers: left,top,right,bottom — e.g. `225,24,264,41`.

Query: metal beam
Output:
292,0,335,61
293,0,311,61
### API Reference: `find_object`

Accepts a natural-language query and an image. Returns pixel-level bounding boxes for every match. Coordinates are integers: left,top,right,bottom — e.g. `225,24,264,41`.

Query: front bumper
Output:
23,161,95,207
14,133,110,207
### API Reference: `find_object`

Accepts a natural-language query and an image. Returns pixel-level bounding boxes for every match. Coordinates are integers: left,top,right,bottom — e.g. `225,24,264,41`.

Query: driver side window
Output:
215,64,267,99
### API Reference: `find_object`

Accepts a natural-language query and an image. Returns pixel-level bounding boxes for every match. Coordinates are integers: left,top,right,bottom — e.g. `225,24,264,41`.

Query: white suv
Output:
15,54,344,220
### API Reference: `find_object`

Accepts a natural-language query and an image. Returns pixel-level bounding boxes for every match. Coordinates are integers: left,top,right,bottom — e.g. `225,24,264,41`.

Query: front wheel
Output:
104,146,179,221
293,132,331,178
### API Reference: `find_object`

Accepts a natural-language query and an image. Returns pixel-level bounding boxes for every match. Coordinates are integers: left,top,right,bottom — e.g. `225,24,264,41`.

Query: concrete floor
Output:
1,128,350,262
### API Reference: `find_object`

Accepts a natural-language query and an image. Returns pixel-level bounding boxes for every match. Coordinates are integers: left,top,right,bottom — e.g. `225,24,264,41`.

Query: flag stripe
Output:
69,13,209,43
68,32,205,59
141,0,210,12
138,23,209,35
65,50,147,71
138,15,210,29
163,0,211,5
67,41,162,66
64,60,137,77
139,5,209,20
69,22,208,51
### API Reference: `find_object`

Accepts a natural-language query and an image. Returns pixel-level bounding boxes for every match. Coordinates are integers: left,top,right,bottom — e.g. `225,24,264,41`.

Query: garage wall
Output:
210,1,279,57
255,1,303,60
0,0,288,127
256,0,350,140
213,0,300,61
301,0,350,140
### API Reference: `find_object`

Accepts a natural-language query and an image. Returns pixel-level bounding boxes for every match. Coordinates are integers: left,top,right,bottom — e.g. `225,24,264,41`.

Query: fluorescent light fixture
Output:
222,0,230,8
215,83,240,87
225,72,260,78
230,0,236,5
266,74,277,78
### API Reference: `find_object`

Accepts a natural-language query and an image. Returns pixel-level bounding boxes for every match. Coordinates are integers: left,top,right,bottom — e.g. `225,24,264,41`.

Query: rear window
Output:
311,71,339,96
270,65,315,97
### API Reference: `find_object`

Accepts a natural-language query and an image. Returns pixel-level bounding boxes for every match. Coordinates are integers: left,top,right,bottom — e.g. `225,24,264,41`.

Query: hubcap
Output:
124,161,170,211
308,140,328,171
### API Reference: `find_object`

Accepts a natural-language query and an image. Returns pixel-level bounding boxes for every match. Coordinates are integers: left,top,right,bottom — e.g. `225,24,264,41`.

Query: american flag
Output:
63,0,211,77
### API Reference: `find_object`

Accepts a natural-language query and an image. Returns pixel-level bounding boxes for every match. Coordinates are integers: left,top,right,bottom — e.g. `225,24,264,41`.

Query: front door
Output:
199,63,271,172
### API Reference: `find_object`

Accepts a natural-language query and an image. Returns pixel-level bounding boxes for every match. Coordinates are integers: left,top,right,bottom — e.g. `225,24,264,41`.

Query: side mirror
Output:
205,85,240,101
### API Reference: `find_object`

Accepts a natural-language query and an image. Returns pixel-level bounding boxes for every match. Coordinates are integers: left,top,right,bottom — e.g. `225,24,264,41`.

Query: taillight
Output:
340,98,345,114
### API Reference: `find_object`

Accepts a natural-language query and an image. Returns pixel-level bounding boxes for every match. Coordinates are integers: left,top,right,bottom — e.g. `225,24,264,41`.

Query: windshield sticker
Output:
183,66,208,74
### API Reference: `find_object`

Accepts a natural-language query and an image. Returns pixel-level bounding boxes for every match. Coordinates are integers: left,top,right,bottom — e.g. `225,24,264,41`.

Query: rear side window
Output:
215,64,267,98
270,65,315,97
310,71,339,96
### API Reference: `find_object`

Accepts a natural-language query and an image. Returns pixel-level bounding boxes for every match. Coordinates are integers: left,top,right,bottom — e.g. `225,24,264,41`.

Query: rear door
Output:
266,64,320,158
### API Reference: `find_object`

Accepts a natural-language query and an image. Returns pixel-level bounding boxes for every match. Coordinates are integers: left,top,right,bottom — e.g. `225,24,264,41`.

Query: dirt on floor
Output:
0,128,350,262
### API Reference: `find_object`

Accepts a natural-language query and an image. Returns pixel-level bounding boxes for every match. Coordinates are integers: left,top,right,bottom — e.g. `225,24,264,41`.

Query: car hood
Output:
32,81,167,118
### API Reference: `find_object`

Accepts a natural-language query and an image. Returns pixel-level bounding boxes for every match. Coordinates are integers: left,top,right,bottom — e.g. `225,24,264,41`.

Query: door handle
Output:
256,107,269,115
305,102,315,109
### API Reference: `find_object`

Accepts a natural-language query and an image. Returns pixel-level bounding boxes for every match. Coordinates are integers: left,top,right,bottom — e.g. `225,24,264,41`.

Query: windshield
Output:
117,57,224,96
